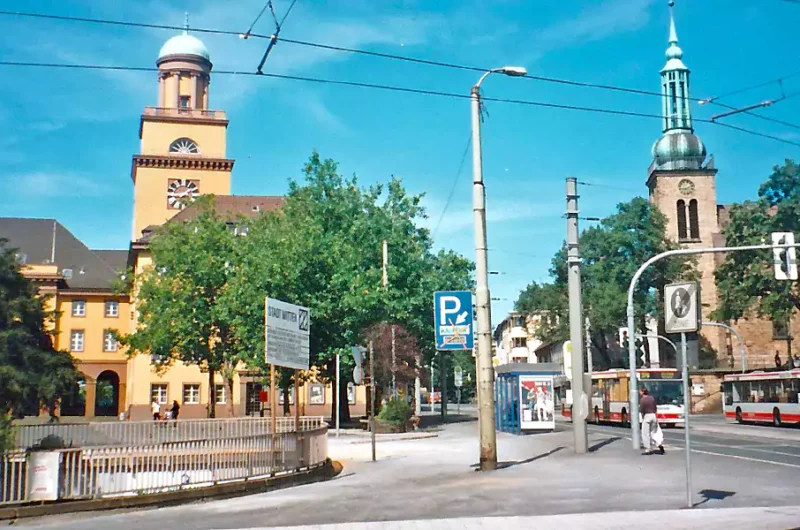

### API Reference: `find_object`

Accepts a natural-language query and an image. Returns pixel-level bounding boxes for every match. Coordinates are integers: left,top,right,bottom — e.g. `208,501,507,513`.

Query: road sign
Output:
433,291,474,350
454,366,463,388
265,297,310,370
772,232,798,280
664,282,700,334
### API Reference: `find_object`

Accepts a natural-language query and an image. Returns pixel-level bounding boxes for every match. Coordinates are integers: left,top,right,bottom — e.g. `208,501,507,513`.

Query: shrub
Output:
378,398,412,426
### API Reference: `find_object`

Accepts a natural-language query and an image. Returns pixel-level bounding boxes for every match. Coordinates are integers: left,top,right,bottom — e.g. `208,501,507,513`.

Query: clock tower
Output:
647,2,723,354
131,18,234,240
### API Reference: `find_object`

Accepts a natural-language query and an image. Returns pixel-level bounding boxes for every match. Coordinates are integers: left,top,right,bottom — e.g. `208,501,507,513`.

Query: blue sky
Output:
1,0,798,324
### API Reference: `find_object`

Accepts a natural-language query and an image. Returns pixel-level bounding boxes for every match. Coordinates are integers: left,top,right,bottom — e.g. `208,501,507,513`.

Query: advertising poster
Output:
309,383,325,405
519,375,555,430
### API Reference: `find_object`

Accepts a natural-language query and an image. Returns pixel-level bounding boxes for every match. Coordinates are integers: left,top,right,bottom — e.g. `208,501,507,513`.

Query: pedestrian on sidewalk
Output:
151,399,161,421
171,400,180,423
640,387,664,455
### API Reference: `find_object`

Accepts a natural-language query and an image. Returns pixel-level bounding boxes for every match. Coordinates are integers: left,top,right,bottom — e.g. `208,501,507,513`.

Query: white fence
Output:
14,416,326,449
1,427,328,505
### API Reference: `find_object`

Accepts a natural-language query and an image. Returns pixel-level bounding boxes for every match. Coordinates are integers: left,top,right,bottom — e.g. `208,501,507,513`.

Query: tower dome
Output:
651,132,706,171
157,15,210,63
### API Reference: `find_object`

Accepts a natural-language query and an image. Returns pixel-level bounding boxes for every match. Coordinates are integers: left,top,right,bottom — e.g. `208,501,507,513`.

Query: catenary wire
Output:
431,136,471,240
1,59,799,148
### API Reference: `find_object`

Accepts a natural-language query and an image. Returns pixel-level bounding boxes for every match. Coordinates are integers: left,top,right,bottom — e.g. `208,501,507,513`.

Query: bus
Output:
722,370,800,426
563,369,685,427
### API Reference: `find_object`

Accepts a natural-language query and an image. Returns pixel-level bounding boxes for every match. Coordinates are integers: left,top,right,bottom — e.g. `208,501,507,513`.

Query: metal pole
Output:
471,81,497,471
566,177,588,454
636,334,678,358
335,353,340,437
414,355,422,417
392,325,397,400
681,332,692,508
370,340,376,462
294,369,300,432
440,354,447,421
626,241,799,451
702,321,747,373
270,364,276,434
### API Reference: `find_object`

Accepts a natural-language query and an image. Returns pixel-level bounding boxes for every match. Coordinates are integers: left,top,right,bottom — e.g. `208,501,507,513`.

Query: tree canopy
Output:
515,197,692,369
0,240,81,448
715,159,800,325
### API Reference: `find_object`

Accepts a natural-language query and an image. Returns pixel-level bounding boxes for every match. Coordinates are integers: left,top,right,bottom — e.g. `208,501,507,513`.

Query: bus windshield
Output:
641,380,683,406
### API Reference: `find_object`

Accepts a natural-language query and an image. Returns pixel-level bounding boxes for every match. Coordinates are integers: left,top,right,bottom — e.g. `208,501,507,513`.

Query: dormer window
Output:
169,137,200,155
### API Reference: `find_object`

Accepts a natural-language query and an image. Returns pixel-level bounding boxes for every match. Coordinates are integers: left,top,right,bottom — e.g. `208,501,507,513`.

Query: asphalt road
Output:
11,417,800,529
588,415,800,468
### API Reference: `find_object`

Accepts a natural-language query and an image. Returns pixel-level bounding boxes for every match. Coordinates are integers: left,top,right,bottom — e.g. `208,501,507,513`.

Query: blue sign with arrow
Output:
434,291,474,351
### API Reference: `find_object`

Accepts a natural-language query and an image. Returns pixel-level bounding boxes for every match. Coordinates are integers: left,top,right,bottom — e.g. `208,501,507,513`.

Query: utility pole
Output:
382,240,398,401
566,177,588,454
585,316,593,376
370,340,376,462
335,353,340,436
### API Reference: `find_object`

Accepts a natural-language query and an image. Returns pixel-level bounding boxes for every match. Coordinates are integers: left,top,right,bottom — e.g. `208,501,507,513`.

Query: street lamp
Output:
471,65,527,472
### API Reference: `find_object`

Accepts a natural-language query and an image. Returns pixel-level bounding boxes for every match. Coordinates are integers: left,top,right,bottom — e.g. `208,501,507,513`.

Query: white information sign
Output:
26,451,60,501
519,375,556,430
265,297,310,370
664,282,700,334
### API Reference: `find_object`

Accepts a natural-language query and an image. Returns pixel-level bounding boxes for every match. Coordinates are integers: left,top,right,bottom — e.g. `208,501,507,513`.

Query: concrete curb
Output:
0,459,343,522
345,433,439,444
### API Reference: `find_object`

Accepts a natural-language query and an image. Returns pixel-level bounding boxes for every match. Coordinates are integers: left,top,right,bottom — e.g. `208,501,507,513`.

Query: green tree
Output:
226,152,474,422
715,160,800,356
515,198,692,368
0,240,80,449
120,202,241,418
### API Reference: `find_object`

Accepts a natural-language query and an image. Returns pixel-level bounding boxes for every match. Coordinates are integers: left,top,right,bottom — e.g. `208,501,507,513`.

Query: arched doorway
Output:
95,371,120,417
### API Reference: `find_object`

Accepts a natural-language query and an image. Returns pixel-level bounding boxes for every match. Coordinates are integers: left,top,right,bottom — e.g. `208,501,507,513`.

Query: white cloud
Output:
6,172,106,198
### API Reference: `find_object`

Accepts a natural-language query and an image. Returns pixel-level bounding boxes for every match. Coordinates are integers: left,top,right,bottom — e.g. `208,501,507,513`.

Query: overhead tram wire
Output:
431,136,471,240
2,59,799,148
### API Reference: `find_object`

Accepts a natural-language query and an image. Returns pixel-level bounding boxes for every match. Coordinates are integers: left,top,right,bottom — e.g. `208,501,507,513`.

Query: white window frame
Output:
104,300,119,318
70,330,85,352
183,384,201,404
151,384,168,405
215,384,227,404
103,330,118,352
72,299,86,317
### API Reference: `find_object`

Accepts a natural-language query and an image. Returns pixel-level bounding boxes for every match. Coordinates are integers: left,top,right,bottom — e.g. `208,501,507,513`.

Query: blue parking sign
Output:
434,291,474,350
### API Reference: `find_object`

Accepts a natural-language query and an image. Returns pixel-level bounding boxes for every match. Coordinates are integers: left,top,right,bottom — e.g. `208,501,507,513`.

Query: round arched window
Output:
169,138,200,154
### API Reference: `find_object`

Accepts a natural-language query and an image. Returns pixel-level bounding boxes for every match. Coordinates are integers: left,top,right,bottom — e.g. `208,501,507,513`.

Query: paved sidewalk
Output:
247,506,800,529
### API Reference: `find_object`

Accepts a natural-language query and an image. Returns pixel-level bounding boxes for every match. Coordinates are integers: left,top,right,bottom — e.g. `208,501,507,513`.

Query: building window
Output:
105,300,119,317
63,268,73,279
103,330,118,352
512,337,527,349
183,384,201,404
72,299,86,317
688,199,700,239
169,137,200,154
151,384,168,405
773,318,790,340
179,95,191,109
676,200,688,240
215,384,227,404
70,330,85,352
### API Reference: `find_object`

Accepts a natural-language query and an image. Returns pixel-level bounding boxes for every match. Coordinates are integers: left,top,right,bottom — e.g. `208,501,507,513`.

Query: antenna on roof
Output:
184,12,190,34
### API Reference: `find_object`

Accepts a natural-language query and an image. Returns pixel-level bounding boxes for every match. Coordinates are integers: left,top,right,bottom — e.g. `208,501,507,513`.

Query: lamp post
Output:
471,66,527,472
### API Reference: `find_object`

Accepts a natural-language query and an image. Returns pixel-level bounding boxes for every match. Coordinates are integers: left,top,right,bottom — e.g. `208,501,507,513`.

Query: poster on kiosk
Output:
519,375,556,430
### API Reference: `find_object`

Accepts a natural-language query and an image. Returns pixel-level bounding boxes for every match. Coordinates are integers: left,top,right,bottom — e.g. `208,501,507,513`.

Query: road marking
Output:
588,426,800,468
660,437,800,459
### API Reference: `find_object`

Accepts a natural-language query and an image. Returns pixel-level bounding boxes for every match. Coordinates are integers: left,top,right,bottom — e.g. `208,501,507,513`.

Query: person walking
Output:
640,387,664,455
170,400,180,422
151,398,161,421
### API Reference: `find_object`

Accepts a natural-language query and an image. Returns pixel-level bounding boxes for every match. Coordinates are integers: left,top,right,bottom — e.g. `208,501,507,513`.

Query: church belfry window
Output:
169,137,200,154
677,200,687,240
688,199,700,239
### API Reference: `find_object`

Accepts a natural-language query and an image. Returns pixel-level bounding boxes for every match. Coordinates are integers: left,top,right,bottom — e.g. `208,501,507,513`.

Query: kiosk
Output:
495,363,562,434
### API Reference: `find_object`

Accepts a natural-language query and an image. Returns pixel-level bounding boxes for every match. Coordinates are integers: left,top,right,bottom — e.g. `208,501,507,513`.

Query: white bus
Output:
563,369,685,427
722,370,800,426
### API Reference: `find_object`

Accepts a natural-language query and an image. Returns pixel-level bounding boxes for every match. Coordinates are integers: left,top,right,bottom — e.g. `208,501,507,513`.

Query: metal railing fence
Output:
14,416,326,449
2,427,328,505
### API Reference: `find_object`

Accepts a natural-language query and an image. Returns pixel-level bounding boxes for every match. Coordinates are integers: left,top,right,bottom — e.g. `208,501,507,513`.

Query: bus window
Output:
591,380,603,398
788,380,800,403
732,382,743,403
642,380,683,406
723,382,733,406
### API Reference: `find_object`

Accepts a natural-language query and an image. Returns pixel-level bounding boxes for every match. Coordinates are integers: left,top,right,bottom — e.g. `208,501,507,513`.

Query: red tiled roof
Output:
170,195,285,222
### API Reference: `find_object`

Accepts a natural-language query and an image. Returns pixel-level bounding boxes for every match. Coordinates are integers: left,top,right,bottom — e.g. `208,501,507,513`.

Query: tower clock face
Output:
167,179,199,210
678,179,695,196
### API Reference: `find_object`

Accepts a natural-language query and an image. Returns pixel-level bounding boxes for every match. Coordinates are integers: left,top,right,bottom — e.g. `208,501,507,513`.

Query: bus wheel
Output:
773,408,782,427
735,407,742,423
594,406,600,424
621,409,628,427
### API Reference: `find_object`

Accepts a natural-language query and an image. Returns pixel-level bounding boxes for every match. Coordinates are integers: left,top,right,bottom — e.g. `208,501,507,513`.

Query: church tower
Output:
647,1,724,354
131,17,234,240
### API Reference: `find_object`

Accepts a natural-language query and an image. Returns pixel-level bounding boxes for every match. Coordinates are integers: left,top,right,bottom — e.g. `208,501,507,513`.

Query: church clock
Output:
167,179,199,210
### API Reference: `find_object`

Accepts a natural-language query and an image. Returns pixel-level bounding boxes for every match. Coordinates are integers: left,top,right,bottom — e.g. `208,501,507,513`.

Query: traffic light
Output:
772,232,798,281
620,332,645,369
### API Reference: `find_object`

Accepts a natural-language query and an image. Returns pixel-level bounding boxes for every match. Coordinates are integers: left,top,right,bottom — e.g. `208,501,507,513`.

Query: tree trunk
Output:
338,377,351,423
208,368,216,418
282,381,291,416
227,376,235,417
